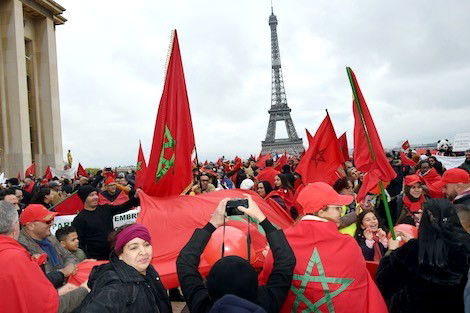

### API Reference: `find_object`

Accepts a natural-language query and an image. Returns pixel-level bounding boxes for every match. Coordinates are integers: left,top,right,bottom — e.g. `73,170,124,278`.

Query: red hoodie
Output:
0,235,59,313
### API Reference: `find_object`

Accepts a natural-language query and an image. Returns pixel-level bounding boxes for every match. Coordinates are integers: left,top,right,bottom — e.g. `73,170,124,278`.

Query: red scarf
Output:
372,235,383,261
403,194,424,213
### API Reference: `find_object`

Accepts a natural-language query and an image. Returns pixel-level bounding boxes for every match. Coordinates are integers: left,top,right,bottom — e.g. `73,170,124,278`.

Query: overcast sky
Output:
56,0,470,168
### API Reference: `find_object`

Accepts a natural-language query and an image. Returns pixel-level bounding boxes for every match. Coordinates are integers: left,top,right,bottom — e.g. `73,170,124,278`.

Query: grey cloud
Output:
57,0,470,166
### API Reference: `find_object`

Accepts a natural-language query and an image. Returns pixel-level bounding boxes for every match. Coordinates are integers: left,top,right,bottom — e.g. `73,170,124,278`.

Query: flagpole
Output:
193,146,204,193
346,67,396,239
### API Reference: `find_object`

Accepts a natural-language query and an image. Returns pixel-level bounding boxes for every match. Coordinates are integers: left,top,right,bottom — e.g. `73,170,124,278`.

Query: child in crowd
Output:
355,209,388,261
55,226,86,262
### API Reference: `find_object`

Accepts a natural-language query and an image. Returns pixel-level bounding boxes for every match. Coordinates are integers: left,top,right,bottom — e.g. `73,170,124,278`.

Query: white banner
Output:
50,167,77,180
435,155,465,170
453,133,470,152
51,208,140,235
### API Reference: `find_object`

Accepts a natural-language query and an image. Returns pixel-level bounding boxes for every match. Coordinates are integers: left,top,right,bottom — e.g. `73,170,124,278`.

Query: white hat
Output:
240,178,255,190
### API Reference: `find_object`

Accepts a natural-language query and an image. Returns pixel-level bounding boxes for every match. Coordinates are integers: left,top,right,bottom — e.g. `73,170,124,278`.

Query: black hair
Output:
333,177,352,193
257,180,273,197
30,187,52,204
235,170,247,189
281,164,291,174
265,159,274,167
7,178,19,186
418,199,470,269
55,226,77,242
416,160,430,169
275,173,293,191
0,188,16,200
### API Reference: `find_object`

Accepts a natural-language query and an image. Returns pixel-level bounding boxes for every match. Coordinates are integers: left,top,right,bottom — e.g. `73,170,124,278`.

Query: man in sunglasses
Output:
18,204,78,285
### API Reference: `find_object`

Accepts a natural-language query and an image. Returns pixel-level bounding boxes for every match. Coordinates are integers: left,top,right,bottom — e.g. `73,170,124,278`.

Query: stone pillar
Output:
34,17,63,172
0,0,32,177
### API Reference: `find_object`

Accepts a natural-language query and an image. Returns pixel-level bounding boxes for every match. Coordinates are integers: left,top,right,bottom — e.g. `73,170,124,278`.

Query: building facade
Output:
0,0,65,177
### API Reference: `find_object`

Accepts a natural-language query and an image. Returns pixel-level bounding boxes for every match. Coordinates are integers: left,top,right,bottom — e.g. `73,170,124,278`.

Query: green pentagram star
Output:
136,161,142,171
156,126,176,182
290,247,354,313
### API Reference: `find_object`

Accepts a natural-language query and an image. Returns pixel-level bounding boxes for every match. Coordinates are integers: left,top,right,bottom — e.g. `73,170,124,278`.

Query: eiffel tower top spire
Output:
261,4,304,156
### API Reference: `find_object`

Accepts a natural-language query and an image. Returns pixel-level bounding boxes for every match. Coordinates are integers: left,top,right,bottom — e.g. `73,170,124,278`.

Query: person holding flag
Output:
260,182,388,313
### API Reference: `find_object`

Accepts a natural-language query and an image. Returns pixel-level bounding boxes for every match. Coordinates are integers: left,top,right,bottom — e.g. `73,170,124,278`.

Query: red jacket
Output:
256,167,280,188
0,235,59,313
259,217,387,313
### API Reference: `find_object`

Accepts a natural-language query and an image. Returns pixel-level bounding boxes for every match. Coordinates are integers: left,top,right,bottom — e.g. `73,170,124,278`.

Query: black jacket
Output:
72,197,139,260
376,239,469,313
176,219,296,313
78,253,172,313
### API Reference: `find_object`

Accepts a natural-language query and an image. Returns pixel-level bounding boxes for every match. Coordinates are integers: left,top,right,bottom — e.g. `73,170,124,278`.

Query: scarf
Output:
34,238,62,267
403,194,424,213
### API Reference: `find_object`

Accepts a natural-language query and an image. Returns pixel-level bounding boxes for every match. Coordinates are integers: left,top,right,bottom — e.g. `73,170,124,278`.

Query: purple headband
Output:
115,224,152,254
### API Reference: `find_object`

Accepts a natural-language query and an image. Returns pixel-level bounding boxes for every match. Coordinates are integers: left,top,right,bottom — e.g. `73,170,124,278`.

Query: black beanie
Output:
206,256,258,303
77,185,97,203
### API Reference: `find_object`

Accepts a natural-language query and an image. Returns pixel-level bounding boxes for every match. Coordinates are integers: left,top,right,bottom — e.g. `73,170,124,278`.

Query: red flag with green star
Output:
135,141,147,189
142,30,195,197
259,218,388,313
296,113,343,185
347,67,397,201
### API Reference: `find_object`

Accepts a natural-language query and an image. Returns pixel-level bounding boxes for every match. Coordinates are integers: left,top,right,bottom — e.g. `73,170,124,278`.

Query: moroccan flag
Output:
401,140,410,151
142,30,195,197
98,191,129,206
296,113,343,186
274,152,288,171
338,132,349,162
399,151,416,167
43,166,53,181
52,192,83,215
25,163,36,177
347,67,396,201
256,153,271,168
135,141,148,189
259,219,388,313
77,163,88,178
216,158,222,167
137,189,294,289
17,172,21,180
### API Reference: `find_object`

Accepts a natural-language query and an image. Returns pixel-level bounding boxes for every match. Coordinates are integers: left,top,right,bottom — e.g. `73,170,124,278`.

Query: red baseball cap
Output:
404,175,421,187
432,168,470,190
297,182,354,214
20,204,58,225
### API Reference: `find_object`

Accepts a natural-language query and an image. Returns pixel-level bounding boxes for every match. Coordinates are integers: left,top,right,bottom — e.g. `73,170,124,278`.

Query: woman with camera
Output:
176,194,296,313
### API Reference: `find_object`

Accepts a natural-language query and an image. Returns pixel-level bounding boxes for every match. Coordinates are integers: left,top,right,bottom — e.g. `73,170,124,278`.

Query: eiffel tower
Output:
261,6,304,156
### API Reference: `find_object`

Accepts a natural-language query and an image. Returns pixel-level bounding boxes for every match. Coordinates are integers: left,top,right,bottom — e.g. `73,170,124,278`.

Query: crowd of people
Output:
0,149,469,312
